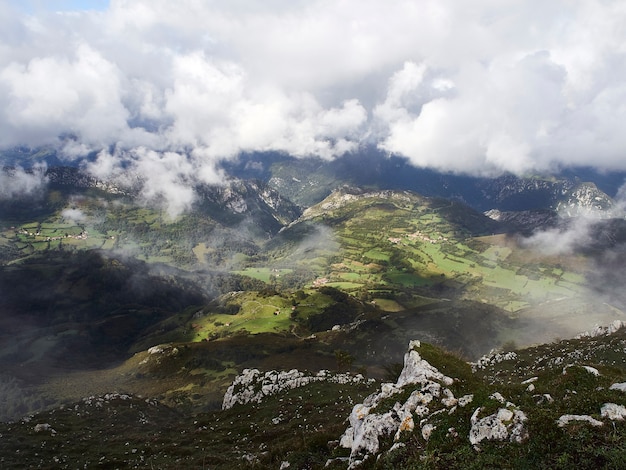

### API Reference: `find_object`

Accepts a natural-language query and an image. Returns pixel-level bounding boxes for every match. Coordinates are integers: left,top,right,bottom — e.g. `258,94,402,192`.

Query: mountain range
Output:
1,147,626,468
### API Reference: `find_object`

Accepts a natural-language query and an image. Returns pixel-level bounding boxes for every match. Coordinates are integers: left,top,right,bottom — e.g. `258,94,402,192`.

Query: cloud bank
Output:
1,0,626,210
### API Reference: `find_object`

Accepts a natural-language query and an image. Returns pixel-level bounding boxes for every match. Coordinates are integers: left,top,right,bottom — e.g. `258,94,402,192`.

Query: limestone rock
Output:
458,394,474,407
34,423,56,435
222,368,373,410
576,320,626,338
556,415,603,427
397,349,454,388
339,340,455,468
601,403,626,421
609,382,626,392
421,423,436,441
469,404,528,447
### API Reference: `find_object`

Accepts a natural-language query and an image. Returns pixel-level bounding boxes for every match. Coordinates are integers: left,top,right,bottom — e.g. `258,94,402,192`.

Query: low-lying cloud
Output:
1,1,626,212
0,163,47,200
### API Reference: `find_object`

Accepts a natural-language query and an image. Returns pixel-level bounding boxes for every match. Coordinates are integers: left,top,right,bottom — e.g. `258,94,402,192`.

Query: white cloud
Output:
1,0,626,210
521,218,593,256
61,207,86,223
0,163,48,200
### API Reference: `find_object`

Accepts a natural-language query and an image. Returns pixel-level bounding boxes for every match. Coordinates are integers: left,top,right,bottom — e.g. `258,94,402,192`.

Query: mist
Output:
0,164,48,200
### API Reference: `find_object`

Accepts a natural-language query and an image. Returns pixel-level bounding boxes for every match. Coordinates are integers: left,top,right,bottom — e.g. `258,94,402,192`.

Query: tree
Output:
334,349,354,371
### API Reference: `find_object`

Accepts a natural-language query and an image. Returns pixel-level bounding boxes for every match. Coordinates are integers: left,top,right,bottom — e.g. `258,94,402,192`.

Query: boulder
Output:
556,415,603,427
609,382,626,392
469,405,528,447
601,403,626,421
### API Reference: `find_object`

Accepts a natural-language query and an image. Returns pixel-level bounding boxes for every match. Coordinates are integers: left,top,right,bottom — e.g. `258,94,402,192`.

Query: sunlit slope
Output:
0,173,299,268
263,188,585,312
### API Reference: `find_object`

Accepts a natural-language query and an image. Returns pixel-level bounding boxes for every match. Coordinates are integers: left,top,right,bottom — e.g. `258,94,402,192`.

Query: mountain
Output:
2,149,626,467
228,149,624,216
2,328,626,469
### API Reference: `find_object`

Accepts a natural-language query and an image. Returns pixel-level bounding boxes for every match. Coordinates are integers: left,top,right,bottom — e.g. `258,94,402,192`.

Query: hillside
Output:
2,174,626,424
228,150,623,214
2,329,626,469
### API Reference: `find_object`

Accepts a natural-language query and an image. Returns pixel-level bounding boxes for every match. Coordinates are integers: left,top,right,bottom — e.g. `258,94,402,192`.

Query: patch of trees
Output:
305,287,365,332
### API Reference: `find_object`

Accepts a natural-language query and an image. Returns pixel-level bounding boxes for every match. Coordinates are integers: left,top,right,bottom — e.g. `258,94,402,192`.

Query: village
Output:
387,230,448,246
18,227,89,242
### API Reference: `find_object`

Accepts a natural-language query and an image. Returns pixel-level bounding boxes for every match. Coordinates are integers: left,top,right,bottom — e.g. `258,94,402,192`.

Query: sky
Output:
1,0,625,213
7,0,109,13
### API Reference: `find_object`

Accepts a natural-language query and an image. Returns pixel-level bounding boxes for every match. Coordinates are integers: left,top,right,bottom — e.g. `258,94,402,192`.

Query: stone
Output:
497,408,514,422
521,377,538,385
396,349,454,388
489,392,506,403
469,414,508,445
556,415,603,427
339,339,457,467
609,382,626,392
458,394,474,407
349,411,399,463
421,423,436,441
223,368,373,409
601,403,626,421
582,366,600,376
441,388,458,407
34,423,56,434
469,406,528,446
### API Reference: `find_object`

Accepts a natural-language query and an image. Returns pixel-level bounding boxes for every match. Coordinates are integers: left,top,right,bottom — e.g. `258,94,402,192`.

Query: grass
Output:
4,328,626,469
233,267,294,283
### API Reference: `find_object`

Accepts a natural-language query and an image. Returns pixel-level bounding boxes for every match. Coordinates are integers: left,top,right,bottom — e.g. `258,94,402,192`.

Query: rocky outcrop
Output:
337,341,535,467
576,320,626,339
469,394,528,448
556,182,615,217
609,382,626,392
601,403,626,421
471,350,518,372
222,369,373,410
557,414,604,427
484,209,558,233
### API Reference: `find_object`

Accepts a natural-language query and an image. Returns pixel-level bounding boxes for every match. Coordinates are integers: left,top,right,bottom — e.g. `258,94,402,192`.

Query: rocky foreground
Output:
2,328,626,469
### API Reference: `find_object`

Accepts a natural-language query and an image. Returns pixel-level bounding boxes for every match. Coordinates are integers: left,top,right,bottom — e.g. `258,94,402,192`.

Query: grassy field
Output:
0,185,610,348
287,195,587,312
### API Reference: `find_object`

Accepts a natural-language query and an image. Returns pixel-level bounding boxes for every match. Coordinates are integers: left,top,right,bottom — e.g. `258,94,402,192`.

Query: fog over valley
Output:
2,2,626,469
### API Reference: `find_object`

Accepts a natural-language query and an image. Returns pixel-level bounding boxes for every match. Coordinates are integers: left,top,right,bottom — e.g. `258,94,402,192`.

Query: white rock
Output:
403,390,432,412
497,409,514,422
582,366,600,376
339,426,354,448
421,423,436,441
34,423,55,434
489,392,506,403
521,377,538,385
609,382,626,392
458,394,474,407
350,412,399,463
441,388,457,407
556,415,603,427
601,403,626,421
509,411,529,443
469,407,528,446
396,350,453,388
394,412,414,440
469,414,509,445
